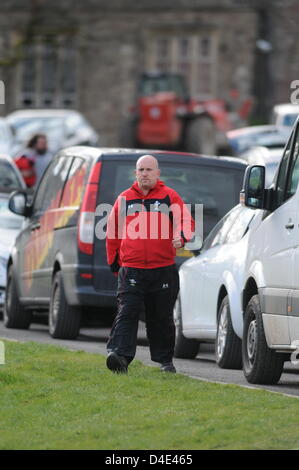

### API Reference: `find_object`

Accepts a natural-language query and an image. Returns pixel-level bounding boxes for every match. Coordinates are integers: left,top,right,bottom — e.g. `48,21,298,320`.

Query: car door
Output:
285,126,299,343
259,132,296,290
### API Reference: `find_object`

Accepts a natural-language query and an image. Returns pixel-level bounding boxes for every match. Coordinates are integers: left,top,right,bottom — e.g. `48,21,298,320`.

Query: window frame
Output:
147,32,218,98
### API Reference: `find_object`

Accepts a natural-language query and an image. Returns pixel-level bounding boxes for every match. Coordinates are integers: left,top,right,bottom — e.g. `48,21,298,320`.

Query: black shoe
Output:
106,352,128,374
160,362,176,373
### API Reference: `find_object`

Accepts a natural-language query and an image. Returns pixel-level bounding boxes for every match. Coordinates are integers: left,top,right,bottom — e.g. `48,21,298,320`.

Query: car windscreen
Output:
8,116,65,143
229,131,287,154
283,113,298,127
108,161,245,238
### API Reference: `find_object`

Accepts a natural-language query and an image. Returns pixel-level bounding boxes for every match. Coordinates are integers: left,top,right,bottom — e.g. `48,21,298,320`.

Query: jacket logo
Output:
129,278,137,286
162,283,169,289
153,201,161,211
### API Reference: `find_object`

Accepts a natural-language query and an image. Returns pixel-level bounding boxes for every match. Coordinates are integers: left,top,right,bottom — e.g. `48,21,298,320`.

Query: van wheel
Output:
215,296,242,369
49,271,81,339
242,295,285,384
174,296,199,359
4,265,32,329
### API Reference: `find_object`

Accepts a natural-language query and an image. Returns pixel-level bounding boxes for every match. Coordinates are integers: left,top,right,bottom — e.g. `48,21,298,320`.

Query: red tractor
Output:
120,72,233,155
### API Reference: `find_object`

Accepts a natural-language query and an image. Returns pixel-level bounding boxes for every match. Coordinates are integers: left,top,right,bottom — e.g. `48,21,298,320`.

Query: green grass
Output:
0,339,298,450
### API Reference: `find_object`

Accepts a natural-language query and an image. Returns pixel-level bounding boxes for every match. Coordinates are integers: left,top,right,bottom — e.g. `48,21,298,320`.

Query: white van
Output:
241,116,299,384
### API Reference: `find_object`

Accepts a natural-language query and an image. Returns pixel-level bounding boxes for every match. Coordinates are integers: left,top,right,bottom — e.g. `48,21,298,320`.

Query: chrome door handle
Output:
285,223,294,230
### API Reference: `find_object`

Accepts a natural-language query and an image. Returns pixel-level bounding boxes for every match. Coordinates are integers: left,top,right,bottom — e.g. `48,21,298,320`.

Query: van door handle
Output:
285,223,294,230
31,222,41,232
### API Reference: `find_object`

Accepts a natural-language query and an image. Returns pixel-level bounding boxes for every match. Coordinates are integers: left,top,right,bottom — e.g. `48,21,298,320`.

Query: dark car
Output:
4,147,247,339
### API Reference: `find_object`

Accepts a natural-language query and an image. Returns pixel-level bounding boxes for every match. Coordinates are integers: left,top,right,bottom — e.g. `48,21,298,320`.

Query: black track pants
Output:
107,265,179,364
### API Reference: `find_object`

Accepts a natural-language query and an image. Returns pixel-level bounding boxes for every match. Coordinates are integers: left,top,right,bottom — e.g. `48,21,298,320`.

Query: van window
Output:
275,137,292,207
33,157,73,214
60,157,87,208
110,162,244,237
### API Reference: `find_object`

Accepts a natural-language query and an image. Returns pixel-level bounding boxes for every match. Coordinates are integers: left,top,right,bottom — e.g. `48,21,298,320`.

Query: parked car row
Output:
3,148,246,340
6,109,101,156
2,102,299,388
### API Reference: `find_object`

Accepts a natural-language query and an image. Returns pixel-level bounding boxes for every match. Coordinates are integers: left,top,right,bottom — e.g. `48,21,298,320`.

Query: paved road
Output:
1,319,299,397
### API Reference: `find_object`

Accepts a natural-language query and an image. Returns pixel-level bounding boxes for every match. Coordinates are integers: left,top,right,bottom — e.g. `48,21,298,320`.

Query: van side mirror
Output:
240,165,266,209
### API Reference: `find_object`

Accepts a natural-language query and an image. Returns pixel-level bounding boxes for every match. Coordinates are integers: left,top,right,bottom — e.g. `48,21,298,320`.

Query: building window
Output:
18,36,77,108
148,34,218,98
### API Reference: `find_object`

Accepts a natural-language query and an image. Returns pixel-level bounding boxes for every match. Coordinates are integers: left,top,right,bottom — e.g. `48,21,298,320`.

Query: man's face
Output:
135,156,160,191
35,137,48,154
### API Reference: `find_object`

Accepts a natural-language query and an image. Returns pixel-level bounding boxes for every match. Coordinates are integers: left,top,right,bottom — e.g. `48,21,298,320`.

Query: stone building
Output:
0,0,298,145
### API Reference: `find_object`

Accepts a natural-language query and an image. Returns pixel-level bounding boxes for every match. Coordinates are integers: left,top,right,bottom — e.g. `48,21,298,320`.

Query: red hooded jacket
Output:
106,180,195,269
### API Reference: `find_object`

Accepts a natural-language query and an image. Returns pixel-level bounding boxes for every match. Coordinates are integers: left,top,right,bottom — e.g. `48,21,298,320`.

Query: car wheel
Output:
4,265,32,329
49,271,81,339
174,296,200,359
242,294,285,384
215,295,242,369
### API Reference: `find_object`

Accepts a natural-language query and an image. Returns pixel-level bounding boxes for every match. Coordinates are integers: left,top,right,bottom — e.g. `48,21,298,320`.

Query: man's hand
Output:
172,237,183,249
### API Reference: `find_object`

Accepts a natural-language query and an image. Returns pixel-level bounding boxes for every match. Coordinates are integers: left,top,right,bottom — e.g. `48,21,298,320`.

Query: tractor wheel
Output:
186,116,217,155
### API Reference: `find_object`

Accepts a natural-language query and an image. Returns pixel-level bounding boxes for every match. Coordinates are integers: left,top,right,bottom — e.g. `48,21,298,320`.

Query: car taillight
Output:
78,162,102,255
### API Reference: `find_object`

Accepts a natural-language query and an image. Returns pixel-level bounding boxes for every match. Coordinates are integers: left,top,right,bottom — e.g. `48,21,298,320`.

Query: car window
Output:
283,113,298,127
33,157,73,214
209,207,241,248
224,207,255,244
201,209,236,251
9,116,65,143
0,160,22,189
60,157,88,208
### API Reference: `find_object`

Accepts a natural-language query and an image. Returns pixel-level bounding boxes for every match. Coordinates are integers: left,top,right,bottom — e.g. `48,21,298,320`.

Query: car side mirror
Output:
8,190,30,216
240,165,266,209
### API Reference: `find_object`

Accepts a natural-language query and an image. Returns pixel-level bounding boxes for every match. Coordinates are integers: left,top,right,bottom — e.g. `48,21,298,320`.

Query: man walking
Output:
106,155,195,374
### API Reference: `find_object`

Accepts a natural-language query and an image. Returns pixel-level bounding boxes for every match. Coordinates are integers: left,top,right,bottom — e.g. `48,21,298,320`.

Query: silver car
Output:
0,193,24,308
6,109,101,155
